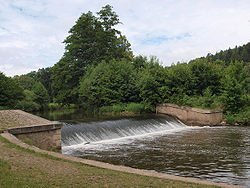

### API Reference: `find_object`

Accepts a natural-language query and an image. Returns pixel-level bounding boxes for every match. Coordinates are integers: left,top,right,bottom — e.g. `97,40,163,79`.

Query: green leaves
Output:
0,72,24,107
51,5,133,104
14,75,49,111
79,60,138,107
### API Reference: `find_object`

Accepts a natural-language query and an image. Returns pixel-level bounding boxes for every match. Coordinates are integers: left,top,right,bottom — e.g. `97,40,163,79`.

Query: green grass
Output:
0,135,220,188
125,103,145,113
0,136,65,162
100,103,154,114
48,103,76,110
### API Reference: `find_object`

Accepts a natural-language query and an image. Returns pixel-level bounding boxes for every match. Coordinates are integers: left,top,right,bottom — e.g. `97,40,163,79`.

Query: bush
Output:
48,103,76,110
99,103,154,114
225,106,250,125
0,106,9,110
112,104,125,113
99,106,113,113
99,104,125,113
125,103,145,113
99,104,126,113
15,101,41,112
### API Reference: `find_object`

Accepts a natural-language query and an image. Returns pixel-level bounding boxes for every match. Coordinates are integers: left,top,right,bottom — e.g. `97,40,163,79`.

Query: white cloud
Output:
0,0,250,76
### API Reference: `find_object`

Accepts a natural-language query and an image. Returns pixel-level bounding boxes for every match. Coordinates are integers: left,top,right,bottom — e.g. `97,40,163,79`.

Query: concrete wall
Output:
156,103,223,126
8,122,63,150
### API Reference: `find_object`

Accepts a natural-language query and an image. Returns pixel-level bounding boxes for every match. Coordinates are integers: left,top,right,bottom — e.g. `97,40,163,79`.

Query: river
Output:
37,111,250,187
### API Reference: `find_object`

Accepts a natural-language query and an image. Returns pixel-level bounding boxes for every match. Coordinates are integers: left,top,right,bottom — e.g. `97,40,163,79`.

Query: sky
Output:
1,0,250,76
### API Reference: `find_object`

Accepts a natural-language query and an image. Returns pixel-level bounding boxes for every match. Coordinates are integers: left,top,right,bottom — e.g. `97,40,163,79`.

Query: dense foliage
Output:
0,73,24,108
13,75,49,111
198,42,250,63
79,60,138,108
51,5,133,104
0,5,249,124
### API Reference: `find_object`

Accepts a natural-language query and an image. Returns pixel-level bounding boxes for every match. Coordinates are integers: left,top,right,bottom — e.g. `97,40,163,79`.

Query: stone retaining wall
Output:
156,103,223,126
7,122,63,150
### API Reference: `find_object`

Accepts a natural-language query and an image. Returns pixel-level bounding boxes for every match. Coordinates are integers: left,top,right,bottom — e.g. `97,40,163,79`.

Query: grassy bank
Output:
99,102,154,114
0,135,220,188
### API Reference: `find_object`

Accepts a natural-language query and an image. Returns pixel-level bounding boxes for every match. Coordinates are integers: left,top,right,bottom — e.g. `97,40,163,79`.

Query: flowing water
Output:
61,115,250,187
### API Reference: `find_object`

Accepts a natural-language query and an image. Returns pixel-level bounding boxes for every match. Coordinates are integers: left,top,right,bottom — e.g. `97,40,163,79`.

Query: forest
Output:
0,5,249,125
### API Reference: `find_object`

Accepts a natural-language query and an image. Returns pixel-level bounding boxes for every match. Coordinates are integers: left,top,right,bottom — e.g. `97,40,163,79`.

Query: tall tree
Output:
52,5,133,104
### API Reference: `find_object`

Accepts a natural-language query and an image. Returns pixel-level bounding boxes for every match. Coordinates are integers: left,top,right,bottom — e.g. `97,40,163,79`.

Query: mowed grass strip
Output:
0,136,220,188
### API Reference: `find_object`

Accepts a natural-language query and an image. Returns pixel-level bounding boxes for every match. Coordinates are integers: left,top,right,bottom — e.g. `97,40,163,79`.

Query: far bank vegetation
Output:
0,5,249,125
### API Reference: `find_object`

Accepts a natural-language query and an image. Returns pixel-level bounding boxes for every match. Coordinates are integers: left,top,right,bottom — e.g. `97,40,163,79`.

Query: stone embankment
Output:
156,103,223,126
0,110,62,150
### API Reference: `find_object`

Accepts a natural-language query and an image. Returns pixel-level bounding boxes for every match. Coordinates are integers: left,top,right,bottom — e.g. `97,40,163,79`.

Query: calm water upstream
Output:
54,113,250,187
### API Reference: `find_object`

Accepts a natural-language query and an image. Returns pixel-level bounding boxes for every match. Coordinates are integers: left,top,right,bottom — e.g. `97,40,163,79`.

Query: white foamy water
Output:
61,116,192,154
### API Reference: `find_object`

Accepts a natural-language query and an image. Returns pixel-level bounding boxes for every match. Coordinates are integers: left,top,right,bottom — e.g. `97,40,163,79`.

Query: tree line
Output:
0,5,249,124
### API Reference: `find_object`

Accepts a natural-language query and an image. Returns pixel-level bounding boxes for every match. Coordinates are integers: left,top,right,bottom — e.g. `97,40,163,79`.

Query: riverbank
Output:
33,102,249,126
1,132,235,188
0,109,234,187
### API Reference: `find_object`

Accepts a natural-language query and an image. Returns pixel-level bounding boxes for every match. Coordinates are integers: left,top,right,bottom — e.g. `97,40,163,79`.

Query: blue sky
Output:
1,0,250,76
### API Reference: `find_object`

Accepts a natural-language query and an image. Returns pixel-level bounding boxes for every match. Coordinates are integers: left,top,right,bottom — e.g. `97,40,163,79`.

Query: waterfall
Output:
61,115,188,149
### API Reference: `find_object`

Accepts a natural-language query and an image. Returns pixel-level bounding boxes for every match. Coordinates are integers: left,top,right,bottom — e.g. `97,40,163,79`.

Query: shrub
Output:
0,106,9,110
125,103,145,113
48,103,76,110
111,104,125,113
15,101,41,112
99,103,154,114
99,106,113,113
99,104,125,113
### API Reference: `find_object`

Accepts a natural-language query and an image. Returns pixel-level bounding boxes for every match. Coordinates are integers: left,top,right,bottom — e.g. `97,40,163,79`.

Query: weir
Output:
62,115,188,148
156,103,223,126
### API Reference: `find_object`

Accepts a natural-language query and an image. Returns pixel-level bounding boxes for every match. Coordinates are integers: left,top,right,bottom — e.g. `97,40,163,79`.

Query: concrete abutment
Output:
156,103,223,126
7,122,63,150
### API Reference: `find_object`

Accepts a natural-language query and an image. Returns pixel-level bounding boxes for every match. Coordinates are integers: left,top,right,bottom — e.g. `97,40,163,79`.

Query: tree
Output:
136,57,169,105
79,60,138,107
27,68,52,99
52,5,133,104
32,82,50,108
220,61,245,113
14,75,49,109
14,75,36,91
0,72,24,107
166,63,194,99
190,60,221,95
193,42,250,64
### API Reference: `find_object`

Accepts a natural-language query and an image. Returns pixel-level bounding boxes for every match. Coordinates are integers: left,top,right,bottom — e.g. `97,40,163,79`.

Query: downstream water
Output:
60,115,249,187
